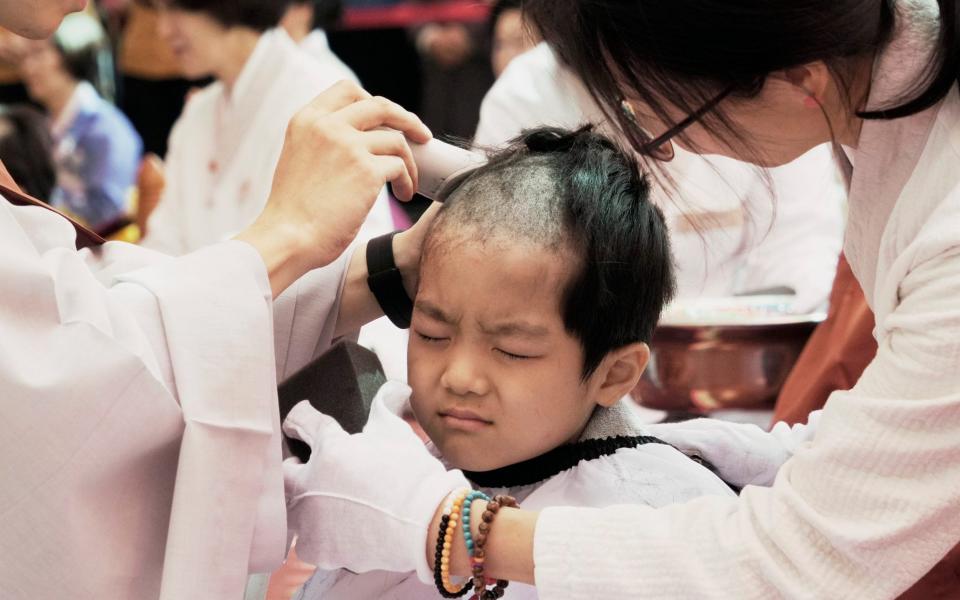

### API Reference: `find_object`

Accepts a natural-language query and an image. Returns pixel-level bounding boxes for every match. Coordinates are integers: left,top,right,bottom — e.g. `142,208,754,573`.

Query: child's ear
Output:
591,343,650,408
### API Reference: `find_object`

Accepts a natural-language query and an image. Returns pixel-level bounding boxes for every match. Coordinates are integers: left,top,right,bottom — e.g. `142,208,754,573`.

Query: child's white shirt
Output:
296,381,735,599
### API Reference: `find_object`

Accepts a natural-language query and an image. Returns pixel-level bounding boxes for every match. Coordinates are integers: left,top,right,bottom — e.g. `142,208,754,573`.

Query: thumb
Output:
364,382,421,442
282,400,349,449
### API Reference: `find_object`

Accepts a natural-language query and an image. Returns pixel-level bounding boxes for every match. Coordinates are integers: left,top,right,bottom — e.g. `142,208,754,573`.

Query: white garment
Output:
142,29,392,255
475,43,846,313
296,382,734,600
0,187,351,599
533,1,960,598
300,30,360,85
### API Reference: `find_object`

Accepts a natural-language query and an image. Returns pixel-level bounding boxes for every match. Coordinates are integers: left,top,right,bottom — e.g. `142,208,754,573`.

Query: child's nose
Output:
440,352,490,397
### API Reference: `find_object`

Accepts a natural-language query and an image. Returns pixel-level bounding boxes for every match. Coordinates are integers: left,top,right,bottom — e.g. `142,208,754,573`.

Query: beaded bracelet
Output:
460,491,491,560
469,494,518,600
434,488,473,598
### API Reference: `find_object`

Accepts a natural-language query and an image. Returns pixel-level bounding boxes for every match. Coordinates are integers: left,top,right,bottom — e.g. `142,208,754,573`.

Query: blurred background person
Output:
0,104,56,199
20,12,143,234
281,0,359,84
107,0,202,157
412,1,492,140
489,0,538,78
141,0,391,255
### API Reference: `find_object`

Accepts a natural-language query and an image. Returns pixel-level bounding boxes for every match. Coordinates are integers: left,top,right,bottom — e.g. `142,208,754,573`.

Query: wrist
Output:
393,228,421,298
234,217,315,298
427,494,481,576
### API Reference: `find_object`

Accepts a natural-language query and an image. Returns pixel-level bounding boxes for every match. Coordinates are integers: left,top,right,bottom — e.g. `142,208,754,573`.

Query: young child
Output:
295,126,735,599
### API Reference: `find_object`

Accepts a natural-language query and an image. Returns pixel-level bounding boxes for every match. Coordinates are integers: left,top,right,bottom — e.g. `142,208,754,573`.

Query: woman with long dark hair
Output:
283,1,960,597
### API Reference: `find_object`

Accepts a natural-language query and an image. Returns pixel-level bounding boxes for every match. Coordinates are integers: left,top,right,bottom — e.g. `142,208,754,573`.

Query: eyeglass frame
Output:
620,84,736,161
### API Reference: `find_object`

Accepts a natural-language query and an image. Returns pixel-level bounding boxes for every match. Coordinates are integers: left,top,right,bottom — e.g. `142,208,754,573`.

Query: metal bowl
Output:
634,298,824,412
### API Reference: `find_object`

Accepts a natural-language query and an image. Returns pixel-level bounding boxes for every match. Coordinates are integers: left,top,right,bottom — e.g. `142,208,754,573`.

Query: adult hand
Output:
236,81,432,297
283,382,469,581
394,201,442,297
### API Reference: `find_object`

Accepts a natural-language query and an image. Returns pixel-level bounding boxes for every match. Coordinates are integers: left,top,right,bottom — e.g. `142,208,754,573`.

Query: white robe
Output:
142,28,392,255
475,43,846,313
300,30,360,86
295,382,735,600
532,1,960,597
0,191,351,598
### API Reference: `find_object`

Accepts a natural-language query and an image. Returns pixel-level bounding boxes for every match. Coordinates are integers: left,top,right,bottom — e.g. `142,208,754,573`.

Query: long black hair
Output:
524,0,959,157
0,105,56,200
167,0,292,31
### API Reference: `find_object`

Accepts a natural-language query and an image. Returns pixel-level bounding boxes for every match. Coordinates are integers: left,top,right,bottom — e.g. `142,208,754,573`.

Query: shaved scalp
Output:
423,126,676,378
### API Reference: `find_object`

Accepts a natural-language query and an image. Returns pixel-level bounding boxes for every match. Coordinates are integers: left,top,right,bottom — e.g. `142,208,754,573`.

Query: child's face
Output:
408,238,602,472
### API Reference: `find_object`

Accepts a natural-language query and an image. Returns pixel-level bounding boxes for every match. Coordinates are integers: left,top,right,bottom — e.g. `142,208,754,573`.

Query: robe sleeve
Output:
533,241,960,599
0,196,350,599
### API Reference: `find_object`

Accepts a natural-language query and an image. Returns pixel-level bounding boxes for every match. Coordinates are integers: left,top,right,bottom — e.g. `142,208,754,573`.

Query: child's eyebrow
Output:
480,321,551,338
414,300,456,324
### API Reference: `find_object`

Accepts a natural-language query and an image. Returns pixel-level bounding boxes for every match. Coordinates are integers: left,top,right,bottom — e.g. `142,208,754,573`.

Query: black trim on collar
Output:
463,435,672,488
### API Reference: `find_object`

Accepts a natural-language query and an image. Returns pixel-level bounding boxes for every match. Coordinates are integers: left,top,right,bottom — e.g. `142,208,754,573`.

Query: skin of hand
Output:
334,202,442,338
235,80,432,298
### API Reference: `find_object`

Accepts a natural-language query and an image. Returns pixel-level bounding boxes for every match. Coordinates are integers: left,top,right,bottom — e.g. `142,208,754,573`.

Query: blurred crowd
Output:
0,0,846,334
0,0,540,241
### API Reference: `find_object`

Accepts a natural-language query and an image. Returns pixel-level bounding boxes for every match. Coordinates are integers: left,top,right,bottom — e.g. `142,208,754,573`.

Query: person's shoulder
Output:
83,99,142,149
277,31,350,97
164,82,220,150
476,42,586,145
300,30,361,87
523,441,736,511
493,42,566,102
176,81,222,123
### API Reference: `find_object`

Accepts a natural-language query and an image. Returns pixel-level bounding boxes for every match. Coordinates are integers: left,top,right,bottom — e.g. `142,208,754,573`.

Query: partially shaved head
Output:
421,126,675,377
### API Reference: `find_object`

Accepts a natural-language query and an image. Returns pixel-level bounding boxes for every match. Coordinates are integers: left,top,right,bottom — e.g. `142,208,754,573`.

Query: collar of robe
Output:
463,434,672,488
0,161,104,248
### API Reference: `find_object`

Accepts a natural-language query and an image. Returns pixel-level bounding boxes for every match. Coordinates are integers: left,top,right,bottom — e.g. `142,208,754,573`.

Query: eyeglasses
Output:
619,85,735,162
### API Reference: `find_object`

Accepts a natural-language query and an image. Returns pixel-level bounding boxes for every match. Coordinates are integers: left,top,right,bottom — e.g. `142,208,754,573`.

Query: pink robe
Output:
0,180,350,598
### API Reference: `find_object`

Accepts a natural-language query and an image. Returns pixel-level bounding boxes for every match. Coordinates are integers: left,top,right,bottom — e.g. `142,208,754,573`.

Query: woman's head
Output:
156,0,290,79
524,0,959,166
21,12,109,106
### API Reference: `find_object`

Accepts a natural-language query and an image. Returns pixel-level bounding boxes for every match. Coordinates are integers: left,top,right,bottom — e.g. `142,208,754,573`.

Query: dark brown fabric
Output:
774,254,959,598
0,160,105,249
773,254,877,425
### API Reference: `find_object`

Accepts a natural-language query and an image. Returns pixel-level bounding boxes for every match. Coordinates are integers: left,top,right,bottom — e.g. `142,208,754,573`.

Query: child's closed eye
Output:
495,348,536,360
415,331,448,343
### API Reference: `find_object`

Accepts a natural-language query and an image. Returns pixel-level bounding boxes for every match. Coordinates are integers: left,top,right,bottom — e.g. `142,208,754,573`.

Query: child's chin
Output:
441,443,504,473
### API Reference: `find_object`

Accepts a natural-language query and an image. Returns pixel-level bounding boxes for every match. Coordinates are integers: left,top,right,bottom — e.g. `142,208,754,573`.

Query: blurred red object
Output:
341,1,490,30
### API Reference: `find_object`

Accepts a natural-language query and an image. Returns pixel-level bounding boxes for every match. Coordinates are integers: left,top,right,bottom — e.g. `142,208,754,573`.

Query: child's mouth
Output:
439,408,493,432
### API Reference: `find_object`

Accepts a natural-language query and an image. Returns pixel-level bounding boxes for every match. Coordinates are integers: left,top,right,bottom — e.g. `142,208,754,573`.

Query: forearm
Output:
334,230,421,337
334,243,384,337
427,499,539,586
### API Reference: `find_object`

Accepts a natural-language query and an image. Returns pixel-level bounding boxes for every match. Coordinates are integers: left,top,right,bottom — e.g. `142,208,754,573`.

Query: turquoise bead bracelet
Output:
461,490,490,558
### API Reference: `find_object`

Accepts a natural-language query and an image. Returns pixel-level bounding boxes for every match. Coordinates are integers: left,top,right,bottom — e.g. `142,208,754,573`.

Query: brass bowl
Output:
635,299,823,412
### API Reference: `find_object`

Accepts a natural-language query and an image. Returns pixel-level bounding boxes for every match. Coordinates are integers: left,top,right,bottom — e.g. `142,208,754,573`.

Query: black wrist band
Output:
366,231,414,329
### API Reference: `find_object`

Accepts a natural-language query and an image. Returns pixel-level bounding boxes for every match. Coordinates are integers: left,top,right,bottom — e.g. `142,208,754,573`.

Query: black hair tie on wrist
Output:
366,231,414,329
